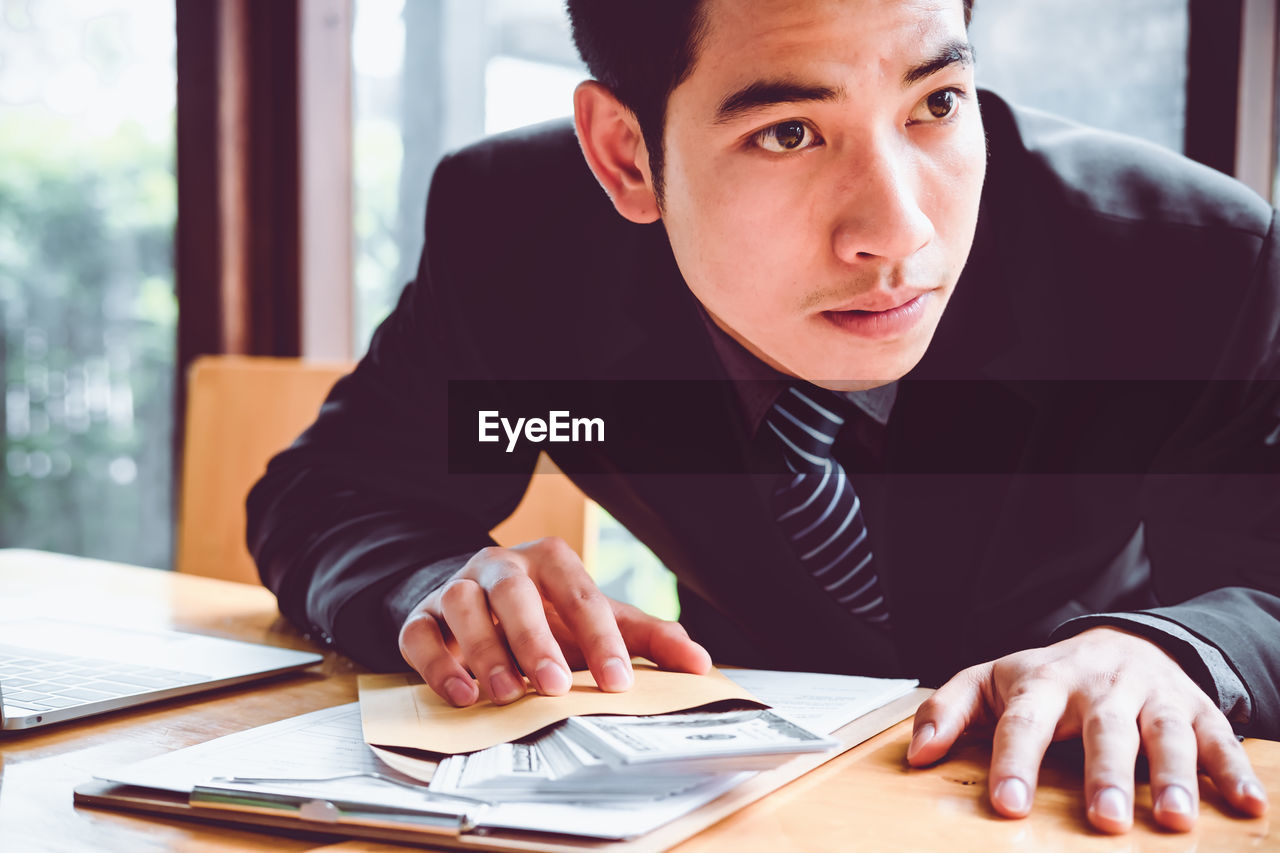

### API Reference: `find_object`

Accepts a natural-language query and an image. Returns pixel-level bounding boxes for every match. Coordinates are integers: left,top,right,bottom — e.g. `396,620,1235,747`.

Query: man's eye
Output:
908,88,965,124
754,120,821,153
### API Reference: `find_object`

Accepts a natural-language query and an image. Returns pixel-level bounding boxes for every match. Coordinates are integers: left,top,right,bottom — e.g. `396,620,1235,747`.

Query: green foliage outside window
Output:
0,111,175,567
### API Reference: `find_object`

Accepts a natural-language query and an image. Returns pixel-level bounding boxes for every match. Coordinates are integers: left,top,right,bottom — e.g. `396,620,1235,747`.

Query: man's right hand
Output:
398,537,712,707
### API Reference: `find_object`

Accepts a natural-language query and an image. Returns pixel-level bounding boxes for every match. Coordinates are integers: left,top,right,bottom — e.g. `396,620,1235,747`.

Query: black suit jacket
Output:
247,91,1280,737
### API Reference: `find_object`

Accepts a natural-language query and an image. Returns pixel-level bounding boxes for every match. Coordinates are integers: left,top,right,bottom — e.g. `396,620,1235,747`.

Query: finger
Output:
1194,710,1269,818
479,570,573,696
1137,701,1199,832
907,663,993,767
434,578,527,704
543,602,588,669
398,610,478,707
612,601,712,674
526,539,634,692
1081,698,1142,834
988,684,1069,819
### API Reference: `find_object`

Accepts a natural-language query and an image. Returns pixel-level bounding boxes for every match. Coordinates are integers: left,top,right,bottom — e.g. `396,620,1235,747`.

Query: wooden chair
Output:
176,355,595,584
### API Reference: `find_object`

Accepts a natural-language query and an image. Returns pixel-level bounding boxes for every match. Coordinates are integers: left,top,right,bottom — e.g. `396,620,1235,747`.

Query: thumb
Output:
612,601,713,674
908,662,994,767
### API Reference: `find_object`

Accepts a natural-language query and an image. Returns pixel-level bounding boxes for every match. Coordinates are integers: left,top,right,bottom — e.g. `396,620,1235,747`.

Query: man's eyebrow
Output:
713,40,975,126
902,39,975,86
713,80,844,126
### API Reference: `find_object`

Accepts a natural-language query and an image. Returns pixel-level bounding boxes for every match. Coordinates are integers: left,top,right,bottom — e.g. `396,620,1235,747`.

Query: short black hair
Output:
565,0,708,203
566,0,974,204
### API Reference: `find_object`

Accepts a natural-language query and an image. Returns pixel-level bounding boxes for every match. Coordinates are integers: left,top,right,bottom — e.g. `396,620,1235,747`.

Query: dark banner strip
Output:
446,380,1280,475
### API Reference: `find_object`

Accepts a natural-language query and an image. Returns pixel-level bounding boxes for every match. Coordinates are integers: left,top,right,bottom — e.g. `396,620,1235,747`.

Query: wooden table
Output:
1,549,1275,852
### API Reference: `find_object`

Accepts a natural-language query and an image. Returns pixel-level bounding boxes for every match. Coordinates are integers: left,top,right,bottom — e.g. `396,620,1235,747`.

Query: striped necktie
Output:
764,385,891,628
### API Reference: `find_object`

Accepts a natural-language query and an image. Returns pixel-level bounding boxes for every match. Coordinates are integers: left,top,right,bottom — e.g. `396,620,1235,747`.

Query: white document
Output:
722,669,919,735
99,703,392,794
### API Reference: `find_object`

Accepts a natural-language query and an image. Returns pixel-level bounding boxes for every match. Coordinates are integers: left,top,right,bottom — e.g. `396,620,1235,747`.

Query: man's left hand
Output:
907,626,1269,833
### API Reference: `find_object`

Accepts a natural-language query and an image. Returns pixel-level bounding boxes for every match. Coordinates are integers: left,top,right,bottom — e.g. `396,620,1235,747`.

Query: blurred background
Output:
1,0,1276,617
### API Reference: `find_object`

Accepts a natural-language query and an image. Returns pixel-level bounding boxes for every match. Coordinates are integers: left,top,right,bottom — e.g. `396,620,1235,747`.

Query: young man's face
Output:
658,0,985,390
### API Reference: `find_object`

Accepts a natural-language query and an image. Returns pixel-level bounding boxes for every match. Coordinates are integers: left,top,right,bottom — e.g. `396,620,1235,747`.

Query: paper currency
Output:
429,708,837,801
562,709,837,770
429,723,727,801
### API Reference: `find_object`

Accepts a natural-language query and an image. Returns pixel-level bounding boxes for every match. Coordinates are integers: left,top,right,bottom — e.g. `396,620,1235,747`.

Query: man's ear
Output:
573,81,660,224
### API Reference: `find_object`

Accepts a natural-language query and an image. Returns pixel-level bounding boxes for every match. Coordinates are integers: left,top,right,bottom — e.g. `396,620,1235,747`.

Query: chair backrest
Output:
177,355,594,584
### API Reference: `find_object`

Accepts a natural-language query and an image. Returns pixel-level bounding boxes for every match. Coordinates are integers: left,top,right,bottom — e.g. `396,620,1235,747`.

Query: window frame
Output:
1234,0,1279,202
174,0,352,498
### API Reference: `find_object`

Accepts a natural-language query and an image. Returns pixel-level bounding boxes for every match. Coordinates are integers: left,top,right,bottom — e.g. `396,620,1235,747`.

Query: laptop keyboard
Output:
0,644,208,713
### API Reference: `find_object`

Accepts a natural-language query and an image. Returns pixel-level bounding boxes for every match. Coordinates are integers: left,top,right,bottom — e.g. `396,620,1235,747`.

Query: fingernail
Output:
1092,786,1128,823
444,676,475,706
1241,780,1268,805
995,778,1029,814
908,723,935,761
600,656,633,691
488,666,525,703
535,658,571,695
1157,784,1193,816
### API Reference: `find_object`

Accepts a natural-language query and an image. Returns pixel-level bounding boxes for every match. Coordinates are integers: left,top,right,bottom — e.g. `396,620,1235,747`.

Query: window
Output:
968,0,1189,153
1266,17,1278,206
0,0,176,568
352,0,584,351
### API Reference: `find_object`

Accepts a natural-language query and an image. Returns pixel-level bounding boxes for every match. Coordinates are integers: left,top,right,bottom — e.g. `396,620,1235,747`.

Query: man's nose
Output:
830,137,935,263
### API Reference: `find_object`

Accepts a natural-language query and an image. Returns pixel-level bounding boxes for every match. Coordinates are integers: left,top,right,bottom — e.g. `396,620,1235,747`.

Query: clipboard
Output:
73,687,929,852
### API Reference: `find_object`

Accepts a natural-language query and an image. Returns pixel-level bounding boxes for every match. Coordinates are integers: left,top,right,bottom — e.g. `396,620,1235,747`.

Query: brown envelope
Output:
358,662,762,754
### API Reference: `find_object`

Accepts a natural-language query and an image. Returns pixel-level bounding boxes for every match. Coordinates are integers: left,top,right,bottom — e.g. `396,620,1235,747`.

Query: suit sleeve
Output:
1049,609,1252,725
1057,208,1280,738
246,151,539,671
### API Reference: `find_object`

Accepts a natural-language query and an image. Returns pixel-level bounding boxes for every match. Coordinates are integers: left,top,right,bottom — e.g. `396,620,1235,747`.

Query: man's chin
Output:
807,376,903,393
796,346,928,392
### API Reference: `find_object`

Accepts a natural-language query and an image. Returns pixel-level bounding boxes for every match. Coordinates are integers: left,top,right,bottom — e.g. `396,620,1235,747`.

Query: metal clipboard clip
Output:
190,772,491,835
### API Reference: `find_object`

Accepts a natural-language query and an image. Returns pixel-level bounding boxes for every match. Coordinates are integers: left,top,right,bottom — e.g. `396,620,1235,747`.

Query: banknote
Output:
428,723,730,800
561,708,837,769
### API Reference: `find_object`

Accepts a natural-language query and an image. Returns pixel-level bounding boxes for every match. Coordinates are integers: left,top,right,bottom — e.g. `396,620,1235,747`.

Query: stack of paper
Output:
429,724,720,801
85,667,924,844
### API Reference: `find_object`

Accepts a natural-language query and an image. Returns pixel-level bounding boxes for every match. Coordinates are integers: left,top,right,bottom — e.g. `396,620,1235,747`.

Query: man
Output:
248,0,1278,836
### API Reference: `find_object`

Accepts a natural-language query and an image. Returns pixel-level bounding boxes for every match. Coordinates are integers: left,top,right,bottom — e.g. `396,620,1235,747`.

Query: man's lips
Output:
823,288,934,314
819,290,935,339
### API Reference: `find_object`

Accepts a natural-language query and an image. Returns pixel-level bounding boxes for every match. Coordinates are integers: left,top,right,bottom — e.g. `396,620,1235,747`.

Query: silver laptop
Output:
0,618,323,731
